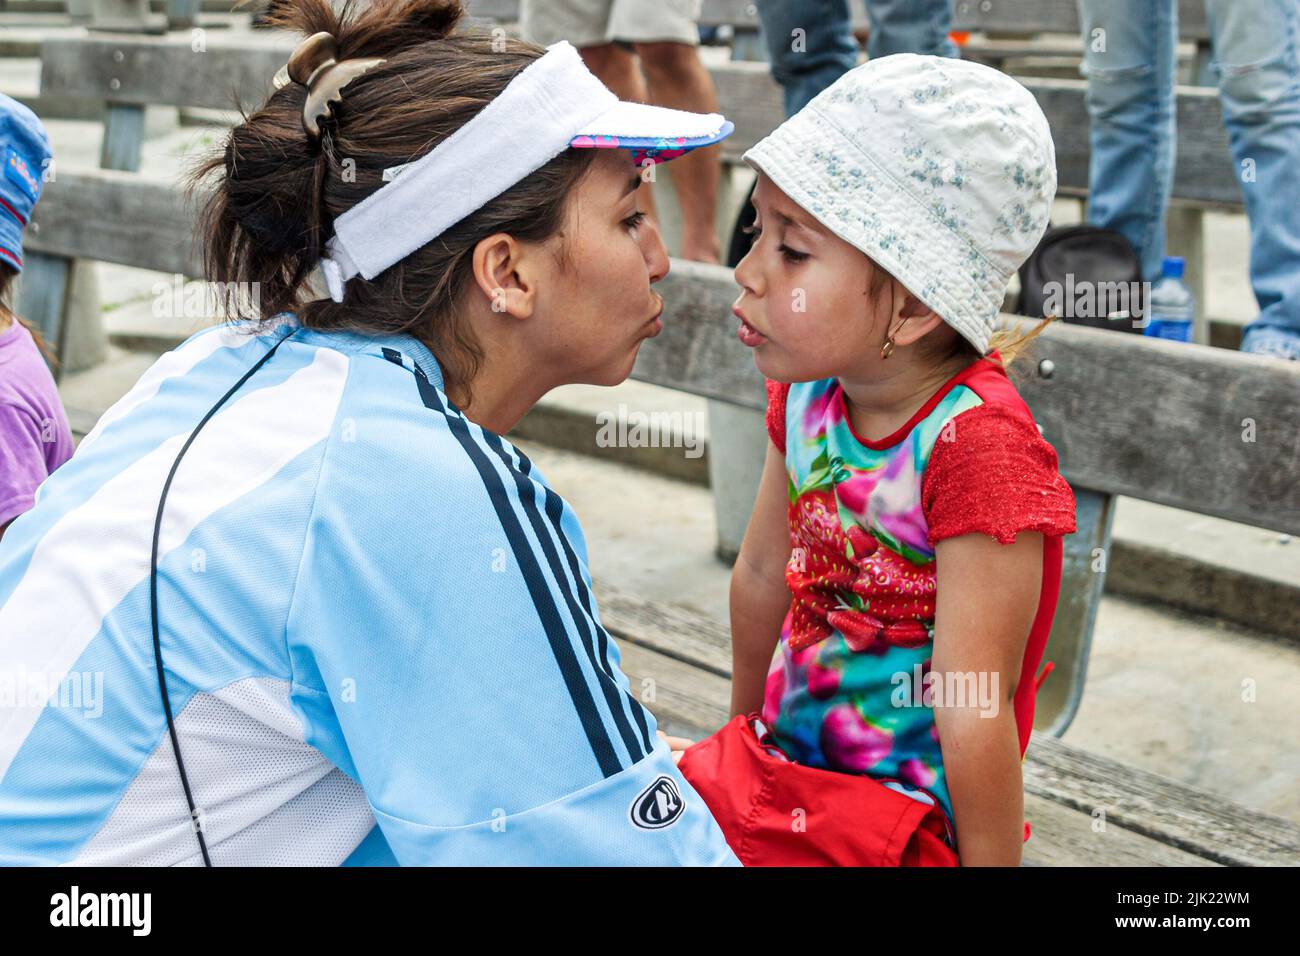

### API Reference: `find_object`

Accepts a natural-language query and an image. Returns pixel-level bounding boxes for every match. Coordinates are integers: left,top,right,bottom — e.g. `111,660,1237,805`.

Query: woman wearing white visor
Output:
0,0,737,865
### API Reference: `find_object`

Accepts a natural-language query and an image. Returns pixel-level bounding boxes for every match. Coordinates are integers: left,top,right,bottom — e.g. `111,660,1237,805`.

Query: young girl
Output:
676,53,1077,866
0,92,72,543
0,0,739,865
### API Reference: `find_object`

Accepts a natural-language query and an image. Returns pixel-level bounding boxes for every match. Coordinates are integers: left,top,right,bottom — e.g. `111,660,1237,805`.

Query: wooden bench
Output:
24,27,1300,865
635,258,1300,735
0,0,247,28
595,580,1300,866
18,29,297,378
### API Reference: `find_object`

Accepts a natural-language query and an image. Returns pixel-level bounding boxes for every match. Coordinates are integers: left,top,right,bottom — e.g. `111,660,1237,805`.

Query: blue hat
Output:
0,93,53,274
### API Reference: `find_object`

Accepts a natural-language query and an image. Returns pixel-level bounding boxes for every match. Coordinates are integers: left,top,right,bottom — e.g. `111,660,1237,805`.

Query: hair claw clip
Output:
273,31,386,141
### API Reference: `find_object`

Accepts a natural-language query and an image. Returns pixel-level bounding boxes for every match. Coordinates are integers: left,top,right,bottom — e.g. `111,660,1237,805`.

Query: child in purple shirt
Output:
0,92,72,539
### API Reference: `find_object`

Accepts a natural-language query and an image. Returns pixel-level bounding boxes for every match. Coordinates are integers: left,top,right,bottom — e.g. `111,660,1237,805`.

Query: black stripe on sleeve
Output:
407,362,624,778
506,443,654,757
479,432,650,763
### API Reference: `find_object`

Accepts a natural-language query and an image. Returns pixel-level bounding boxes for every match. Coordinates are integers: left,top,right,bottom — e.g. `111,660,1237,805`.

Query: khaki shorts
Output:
520,0,702,47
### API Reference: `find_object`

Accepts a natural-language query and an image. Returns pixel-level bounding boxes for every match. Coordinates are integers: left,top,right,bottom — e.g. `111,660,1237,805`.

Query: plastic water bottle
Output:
1145,256,1195,342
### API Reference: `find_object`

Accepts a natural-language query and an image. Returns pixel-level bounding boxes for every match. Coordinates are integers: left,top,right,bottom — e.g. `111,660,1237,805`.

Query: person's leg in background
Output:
569,41,666,232
756,0,859,117
739,0,957,267
1077,0,1178,285
733,1,858,265
519,0,667,238
519,0,611,50
632,39,723,263
861,0,958,59
1206,0,1300,361
614,1,723,263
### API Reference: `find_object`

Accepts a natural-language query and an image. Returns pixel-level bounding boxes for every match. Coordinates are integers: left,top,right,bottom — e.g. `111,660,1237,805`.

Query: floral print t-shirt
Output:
761,357,1076,847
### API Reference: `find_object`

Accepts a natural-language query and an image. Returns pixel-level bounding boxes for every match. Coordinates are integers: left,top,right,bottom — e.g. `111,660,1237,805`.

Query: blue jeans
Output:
1079,0,1300,357
756,0,958,117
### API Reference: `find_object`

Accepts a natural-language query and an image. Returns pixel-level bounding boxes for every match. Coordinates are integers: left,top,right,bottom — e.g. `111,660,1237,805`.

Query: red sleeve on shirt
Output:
922,402,1077,547
765,379,790,454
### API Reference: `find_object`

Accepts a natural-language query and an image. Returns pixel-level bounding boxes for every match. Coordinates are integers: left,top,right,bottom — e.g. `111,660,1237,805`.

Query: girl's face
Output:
732,171,893,384
533,149,670,387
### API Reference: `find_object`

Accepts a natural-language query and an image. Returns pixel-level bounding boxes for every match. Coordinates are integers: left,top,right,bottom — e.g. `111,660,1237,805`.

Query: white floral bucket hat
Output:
743,53,1057,354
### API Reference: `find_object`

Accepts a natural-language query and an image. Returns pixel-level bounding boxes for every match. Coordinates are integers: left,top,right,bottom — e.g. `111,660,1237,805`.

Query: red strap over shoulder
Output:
922,402,1076,547
765,379,791,454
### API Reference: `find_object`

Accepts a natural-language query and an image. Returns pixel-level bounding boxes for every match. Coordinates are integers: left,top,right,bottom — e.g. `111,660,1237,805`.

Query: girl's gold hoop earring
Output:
880,316,907,360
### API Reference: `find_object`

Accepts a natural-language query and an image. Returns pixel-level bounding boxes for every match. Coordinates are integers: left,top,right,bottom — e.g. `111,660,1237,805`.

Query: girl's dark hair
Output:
0,263,58,367
191,0,597,399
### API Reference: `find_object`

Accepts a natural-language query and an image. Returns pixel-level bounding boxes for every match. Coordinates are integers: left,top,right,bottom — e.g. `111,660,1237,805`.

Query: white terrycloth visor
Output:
319,40,732,302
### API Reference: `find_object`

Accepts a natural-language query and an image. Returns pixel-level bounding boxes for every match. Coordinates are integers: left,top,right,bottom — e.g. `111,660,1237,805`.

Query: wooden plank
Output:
595,580,732,677
164,0,202,31
601,581,1300,866
711,63,1241,208
27,173,1299,533
632,260,762,402
1032,78,1240,209
705,58,781,161
25,168,203,277
14,251,72,381
1019,792,1217,866
611,607,1219,866
99,102,146,171
3,0,238,11
615,637,731,743
85,0,165,34
1026,733,1300,867
1010,317,1300,537
38,35,1241,206
950,0,1209,42
464,0,800,30
39,31,293,111
462,0,520,23
631,261,1300,535
464,0,1210,41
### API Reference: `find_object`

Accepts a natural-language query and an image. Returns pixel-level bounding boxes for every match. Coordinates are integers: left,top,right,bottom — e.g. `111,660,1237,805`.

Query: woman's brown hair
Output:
191,0,597,399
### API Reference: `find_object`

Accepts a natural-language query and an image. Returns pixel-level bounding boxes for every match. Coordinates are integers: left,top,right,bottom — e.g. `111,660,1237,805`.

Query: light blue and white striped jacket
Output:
0,317,738,866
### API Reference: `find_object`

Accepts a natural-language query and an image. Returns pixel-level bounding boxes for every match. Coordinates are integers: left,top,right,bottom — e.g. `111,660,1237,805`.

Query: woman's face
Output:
732,171,890,384
531,148,670,386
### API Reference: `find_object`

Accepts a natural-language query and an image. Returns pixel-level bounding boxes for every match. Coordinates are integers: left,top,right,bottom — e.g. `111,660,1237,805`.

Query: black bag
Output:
1016,225,1145,334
